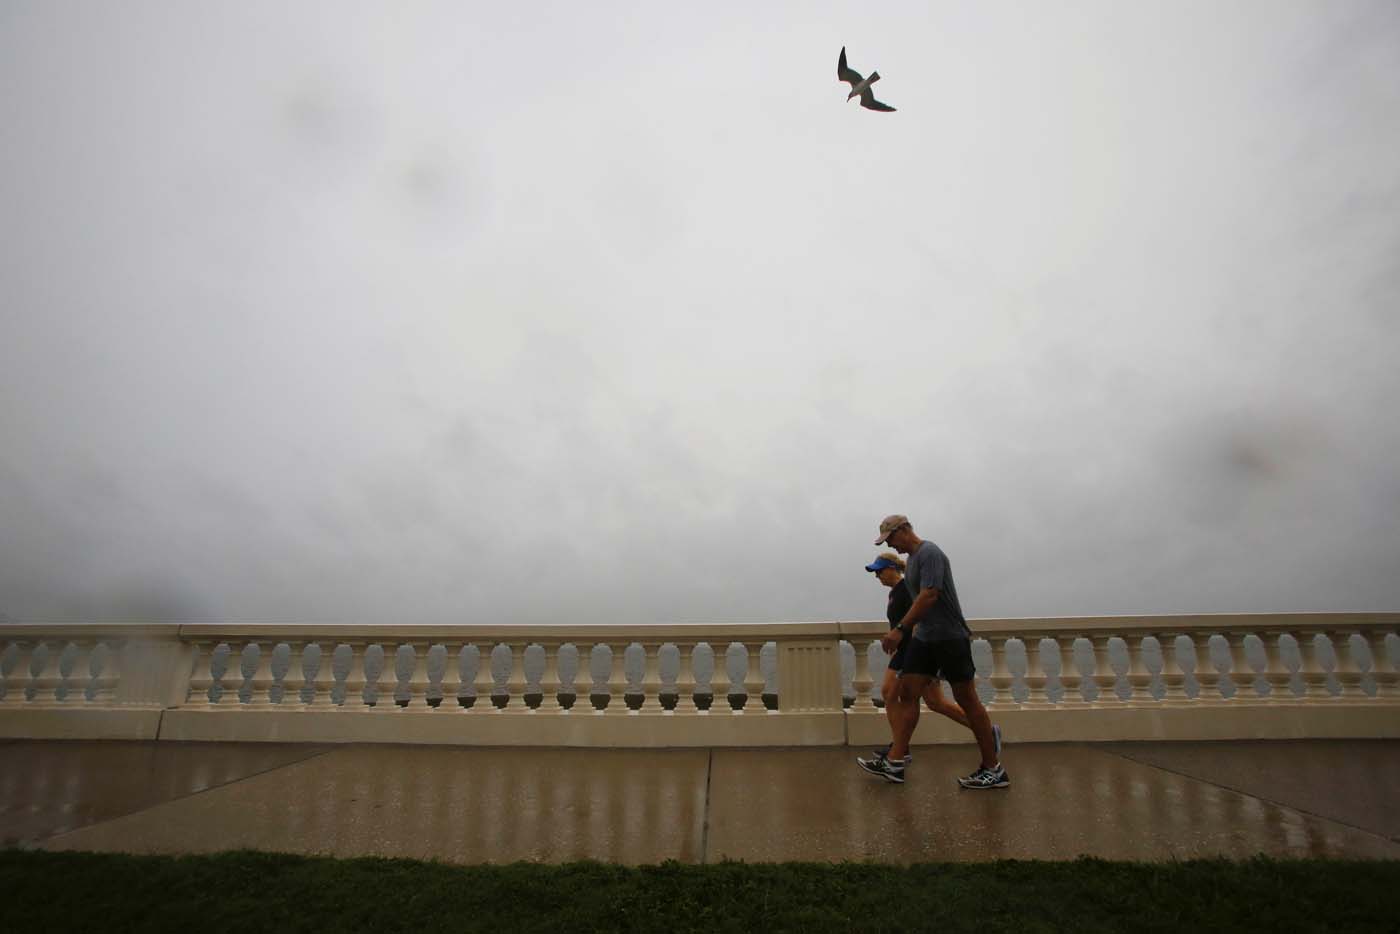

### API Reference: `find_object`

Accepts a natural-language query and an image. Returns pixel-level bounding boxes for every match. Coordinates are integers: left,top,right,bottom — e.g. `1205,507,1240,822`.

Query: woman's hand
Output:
881,627,905,655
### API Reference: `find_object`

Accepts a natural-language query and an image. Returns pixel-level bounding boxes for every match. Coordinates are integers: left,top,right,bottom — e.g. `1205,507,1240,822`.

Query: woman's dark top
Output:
886,579,913,629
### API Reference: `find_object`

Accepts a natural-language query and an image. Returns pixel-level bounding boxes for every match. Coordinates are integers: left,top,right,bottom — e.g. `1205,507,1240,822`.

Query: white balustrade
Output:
0,617,1396,745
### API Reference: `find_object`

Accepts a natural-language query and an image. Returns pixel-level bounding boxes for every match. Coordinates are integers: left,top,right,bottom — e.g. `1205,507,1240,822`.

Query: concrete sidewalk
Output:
3,739,1397,863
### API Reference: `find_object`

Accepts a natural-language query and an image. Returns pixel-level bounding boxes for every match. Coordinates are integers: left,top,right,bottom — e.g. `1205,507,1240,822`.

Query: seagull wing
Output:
859,87,896,112
837,47,865,88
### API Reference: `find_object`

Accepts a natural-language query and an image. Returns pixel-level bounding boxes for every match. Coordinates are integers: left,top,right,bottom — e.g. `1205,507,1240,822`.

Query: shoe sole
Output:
959,778,1010,789
856,758,905,784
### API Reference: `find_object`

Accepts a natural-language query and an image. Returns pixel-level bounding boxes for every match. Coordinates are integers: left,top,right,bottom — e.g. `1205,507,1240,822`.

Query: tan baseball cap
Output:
873,514,909,545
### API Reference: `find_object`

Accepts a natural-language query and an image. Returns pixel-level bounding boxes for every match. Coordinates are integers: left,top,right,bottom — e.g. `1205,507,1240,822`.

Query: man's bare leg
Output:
922,680,970,730
889,673,931,760
949,679,999,769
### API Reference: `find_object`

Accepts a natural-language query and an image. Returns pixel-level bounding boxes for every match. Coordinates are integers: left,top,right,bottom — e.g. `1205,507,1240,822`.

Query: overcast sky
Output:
1,1,1397,626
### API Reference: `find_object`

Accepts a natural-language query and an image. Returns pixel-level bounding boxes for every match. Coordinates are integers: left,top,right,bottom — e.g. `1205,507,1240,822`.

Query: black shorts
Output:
900,635,976,684
887,628,911,672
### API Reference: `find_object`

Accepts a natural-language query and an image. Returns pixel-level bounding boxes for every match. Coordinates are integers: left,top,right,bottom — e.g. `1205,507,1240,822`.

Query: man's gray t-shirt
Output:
903,540,970,642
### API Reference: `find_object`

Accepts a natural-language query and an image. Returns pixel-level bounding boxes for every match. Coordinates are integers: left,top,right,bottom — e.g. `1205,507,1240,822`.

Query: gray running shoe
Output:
958,763,1009,789
856,754,906,784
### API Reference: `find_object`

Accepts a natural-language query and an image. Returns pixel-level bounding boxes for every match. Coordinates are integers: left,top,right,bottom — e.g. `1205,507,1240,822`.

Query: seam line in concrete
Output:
1092,746,1400,846
31,747,338,849
701,748,713,864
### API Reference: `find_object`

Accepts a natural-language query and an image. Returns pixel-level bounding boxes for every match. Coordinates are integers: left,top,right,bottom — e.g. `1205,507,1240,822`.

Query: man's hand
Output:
881,627,906,655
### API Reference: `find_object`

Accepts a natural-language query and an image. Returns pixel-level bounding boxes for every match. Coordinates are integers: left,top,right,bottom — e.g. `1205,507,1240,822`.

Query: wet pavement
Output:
3,739,1396,863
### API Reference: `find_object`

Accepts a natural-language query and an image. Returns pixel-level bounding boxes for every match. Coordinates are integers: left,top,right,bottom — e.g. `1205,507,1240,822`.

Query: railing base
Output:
0,706,163,741
845,702,1400,745
157,707,849,746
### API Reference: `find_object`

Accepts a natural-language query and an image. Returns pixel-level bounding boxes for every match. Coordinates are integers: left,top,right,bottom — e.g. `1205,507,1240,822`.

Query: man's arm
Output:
881,586,940,653
897,586,940,633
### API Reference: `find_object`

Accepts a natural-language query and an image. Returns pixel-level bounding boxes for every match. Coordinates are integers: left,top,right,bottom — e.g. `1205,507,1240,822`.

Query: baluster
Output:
970,638,995,706
269,643,293,705
533,642,562,712
1023,637,1049,705
1160,634,1192,703
1003,637,1029,705
471,644,495,710
282,642,309,705
433,643,458,709
25,641,52,703
657,643,680,713
300,643,327,705
1106,636,1131,703
576,644,604,716
1266,633,1299,700
84,641,113,703
53,642,82,703
1297,633,1329,698
409,643,436,708
1222,632,1251,700
1039,637,1064,705
1242,633,1269,699
693,642,719,712
332,643,356,707
1344,634,1375,699
520,643,543,710
424,643,446,708
1333,631,1366,698
674,642,699,713
234,643,259,705
1089,635,1117,704
762,642,779,711
986,636,1014,707
454,644,479,710
743,643,764,712
360,644,387,708
1069,636,1095,704
723,642,747,712
639,641,663,713
1198,634,1226,701
1179,634,1203,700
393,644,418,708
1373,632,1400,699
1314,633,1341,697
205,643,232,704
851,639,875,710
0,641,20,703
599,643,623,713
504,643,529,712
366,643,394,710
556,643,581,712
728,646,750,711
1139,636,1165,701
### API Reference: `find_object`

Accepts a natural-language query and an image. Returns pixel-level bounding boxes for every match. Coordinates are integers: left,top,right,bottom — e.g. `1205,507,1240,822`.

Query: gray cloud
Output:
1,1,1397,625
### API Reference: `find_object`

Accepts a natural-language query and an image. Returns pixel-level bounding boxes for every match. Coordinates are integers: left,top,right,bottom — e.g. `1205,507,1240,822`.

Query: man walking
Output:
857,514,1009,789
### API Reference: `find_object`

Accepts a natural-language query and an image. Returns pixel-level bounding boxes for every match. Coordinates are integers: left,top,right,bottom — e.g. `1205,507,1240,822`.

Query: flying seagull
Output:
837,46,896,112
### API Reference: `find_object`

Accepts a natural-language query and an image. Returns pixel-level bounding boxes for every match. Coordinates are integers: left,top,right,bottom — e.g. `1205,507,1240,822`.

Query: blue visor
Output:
865,557,898,573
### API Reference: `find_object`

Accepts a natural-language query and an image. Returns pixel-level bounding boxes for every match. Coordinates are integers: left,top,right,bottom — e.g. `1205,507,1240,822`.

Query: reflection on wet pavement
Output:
705,744,1399,862
37,746,708,865
5,740,1396,863
0,740,328,846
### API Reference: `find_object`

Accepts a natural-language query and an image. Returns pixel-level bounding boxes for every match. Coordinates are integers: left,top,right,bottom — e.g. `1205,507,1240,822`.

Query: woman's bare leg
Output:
881,668,902,741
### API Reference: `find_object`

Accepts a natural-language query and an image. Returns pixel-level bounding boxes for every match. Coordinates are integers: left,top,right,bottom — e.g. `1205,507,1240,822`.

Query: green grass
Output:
2,850,1396,933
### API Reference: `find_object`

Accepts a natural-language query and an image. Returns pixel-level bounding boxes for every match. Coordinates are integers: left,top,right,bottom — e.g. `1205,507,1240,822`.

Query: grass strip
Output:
2,849,1396,933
